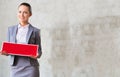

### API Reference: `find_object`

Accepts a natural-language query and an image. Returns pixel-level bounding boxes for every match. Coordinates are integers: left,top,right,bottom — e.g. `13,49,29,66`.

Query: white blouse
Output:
16,24,29,44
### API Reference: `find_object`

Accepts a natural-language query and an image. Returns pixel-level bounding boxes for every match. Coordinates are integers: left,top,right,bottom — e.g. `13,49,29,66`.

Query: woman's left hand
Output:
30,56,37,59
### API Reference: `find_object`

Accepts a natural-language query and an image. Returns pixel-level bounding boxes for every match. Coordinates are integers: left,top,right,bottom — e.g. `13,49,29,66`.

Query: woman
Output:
1,2,42,77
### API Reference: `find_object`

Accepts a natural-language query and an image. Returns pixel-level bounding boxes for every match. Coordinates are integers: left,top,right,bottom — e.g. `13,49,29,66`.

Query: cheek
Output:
17,14,20,19
17,13,21,18
25,15,31,19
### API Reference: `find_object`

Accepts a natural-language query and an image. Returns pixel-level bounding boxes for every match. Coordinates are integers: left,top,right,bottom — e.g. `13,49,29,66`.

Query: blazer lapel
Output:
26,24,33,43
13,25,18,43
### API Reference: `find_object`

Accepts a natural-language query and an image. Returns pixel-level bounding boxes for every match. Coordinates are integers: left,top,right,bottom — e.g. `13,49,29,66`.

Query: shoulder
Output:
8,25,18,28
30,24,40,32
8,25,18,31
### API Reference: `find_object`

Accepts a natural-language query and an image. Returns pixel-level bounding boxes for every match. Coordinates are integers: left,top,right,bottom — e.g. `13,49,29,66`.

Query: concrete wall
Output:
0,0,120,77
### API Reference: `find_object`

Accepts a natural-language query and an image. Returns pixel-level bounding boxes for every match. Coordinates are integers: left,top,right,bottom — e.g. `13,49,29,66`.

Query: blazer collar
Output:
26,24,33,43
13,25,18,43
13,24,33,43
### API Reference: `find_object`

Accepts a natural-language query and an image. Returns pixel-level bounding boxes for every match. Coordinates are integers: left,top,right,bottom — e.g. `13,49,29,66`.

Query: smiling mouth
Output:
20,18,25,19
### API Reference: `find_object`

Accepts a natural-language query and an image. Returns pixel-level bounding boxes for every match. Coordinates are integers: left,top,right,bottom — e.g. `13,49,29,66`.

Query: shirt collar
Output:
18,24,29,29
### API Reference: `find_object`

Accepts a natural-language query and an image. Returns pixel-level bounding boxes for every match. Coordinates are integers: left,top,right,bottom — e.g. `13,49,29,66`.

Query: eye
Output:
24,12,28,14
18,11,22,13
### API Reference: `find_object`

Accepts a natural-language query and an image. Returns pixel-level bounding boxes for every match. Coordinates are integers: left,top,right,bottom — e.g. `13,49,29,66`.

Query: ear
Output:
29,13,32,17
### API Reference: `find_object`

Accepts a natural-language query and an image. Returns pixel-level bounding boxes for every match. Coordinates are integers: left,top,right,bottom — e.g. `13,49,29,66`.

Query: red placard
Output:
1,42,38,57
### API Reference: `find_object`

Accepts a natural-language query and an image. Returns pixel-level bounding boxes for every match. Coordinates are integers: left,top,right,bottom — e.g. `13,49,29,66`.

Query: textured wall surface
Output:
0,0,120,77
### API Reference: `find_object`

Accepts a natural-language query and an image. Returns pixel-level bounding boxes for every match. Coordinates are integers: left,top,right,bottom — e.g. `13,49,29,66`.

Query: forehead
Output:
18,5,29,11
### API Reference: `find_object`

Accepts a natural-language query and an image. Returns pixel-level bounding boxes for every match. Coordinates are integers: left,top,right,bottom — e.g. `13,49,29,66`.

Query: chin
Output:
20,20,26,22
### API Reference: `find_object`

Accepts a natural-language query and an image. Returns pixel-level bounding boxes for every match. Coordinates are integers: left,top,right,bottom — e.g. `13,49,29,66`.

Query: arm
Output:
35,30,42,58
30,29,42,59
0,28,10,56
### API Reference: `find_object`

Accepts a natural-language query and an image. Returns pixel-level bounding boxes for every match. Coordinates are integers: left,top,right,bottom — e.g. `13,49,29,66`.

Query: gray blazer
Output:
7,24,42,66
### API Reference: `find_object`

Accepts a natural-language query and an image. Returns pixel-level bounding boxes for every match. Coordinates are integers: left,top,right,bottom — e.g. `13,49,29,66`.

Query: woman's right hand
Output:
0,51,8,56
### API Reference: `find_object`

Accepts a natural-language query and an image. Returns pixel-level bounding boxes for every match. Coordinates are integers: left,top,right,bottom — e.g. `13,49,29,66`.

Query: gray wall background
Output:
0,0,120,77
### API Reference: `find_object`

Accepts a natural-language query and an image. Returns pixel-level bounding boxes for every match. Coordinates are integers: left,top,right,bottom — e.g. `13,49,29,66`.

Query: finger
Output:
30,56,37,59
1,51,8,56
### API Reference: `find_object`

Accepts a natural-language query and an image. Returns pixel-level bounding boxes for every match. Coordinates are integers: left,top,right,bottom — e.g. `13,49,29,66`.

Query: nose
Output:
21,12,24,17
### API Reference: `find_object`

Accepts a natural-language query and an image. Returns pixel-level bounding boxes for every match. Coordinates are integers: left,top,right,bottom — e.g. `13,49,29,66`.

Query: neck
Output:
20,22,29,26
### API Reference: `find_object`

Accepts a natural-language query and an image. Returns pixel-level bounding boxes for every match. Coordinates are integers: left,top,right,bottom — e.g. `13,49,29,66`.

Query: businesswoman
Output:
1,2,42,77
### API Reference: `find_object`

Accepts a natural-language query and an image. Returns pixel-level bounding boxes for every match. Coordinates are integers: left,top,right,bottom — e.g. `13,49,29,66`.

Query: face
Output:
17,5,31,24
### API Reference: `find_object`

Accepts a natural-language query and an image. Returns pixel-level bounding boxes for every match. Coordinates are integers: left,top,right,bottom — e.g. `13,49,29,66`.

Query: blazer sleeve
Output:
35,29,42,58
